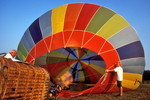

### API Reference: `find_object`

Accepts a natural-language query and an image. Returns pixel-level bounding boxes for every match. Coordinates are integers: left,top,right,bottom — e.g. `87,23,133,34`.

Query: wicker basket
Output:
0,57,50,100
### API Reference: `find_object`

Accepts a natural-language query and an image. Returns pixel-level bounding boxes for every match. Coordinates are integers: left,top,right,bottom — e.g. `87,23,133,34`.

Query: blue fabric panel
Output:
39,10,52,38
21,37,30,52
83,55,103,61
89,61,105,68
65,47,77,58
117,41,144,60
29,18,43,44
71,62,78,81
22,29,35,51
121,58,145,74
21,29,35,51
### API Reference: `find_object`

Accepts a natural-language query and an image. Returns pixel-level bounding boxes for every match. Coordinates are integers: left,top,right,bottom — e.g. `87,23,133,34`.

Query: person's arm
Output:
0,52,7,56
105,69,114,73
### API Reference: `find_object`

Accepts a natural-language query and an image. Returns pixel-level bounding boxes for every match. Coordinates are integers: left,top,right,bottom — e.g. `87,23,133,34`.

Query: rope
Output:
85,73,108,97
79,63,115,97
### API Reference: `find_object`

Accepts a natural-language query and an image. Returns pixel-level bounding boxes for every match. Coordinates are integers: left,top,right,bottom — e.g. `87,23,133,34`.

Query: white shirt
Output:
114,66,123,81
4,53,19,61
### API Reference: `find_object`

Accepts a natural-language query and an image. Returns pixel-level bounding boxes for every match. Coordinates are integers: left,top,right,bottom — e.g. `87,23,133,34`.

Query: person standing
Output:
2,50,19,61
105,62,123,96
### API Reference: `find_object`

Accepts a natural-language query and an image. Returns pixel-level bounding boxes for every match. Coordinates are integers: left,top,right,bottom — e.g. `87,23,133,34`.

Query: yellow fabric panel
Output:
79,71,85,82
52,4,68,34
96,14,130,39
82,61,105,74
90,64,105,74
122,72,142,90
56,67,71,80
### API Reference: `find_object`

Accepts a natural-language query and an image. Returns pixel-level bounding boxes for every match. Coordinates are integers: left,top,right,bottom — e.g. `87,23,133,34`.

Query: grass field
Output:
50,84,150,100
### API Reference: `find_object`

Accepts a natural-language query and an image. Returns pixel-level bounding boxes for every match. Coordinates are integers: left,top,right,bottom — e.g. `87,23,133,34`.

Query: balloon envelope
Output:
17,3,145,97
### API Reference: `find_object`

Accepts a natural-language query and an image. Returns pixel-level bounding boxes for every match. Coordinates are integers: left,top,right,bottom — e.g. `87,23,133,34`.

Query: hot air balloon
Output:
17,3,145,97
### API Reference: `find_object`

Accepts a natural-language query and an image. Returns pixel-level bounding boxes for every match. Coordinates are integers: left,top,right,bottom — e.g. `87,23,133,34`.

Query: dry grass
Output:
49,84,150,100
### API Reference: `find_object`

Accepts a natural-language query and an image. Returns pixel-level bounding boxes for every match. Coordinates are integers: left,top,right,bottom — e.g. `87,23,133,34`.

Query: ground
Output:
49,84,150,100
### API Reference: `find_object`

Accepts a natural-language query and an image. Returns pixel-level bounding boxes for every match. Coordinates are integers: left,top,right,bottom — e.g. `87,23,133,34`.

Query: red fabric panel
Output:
59,90,80,97
75,4,100,30
26,46,36,64
81,32,94,47
81,62,102,83
59,84,130,97
51,33,64,50
64,3,84,31
46,61,75,79
100,50,119,69
66,31,84,47
41,65,48,71
63,31,72,46
44,36,52,50
35,40,48,58
100,73,116,93
81,32,93,45
83,34,105,53
26,53,34,64
78,48,86,58
99,41,114,53
29,46,36,58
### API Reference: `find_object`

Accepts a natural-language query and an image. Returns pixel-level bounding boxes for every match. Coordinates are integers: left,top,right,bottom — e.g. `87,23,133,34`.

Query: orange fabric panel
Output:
64,3,84,31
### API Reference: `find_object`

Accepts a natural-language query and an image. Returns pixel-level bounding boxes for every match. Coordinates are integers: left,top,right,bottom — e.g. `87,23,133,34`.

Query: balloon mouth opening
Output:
36,47,106,92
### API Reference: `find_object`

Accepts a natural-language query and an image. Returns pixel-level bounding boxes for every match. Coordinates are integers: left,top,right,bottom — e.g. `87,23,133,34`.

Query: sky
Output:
0,0,150,70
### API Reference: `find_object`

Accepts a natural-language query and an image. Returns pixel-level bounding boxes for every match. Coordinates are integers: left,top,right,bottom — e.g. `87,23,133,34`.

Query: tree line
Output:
143,70,150,80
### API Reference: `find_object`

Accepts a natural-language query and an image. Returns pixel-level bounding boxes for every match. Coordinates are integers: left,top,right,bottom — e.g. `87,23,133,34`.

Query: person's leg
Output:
119,86,123,96
117,81,123,96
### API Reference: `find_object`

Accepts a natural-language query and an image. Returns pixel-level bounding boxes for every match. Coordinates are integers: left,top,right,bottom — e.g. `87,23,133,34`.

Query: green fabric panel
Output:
46,51,76,64
35,53,48,66
17,50,26,61
86,7,116,33
17,42,28,61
